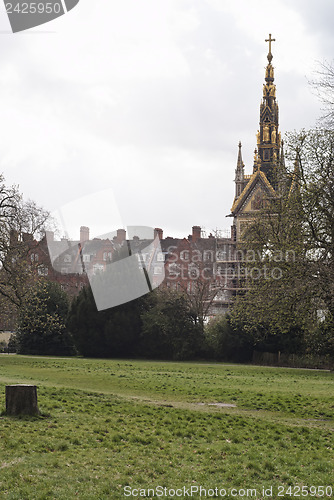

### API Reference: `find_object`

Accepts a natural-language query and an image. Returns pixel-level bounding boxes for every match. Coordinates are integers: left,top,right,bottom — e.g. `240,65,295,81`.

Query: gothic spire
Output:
234,141,245,198
256,34,280,187
237,141,244,170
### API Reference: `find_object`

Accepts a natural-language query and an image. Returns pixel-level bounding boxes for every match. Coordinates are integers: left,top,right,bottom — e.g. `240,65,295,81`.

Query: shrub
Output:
205,314,253,362
140,288,202,360
16,280,74,355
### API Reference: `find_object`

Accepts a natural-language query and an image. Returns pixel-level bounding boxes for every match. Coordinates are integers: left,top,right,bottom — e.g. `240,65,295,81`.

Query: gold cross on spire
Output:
265,34,276,53
265,33,275,63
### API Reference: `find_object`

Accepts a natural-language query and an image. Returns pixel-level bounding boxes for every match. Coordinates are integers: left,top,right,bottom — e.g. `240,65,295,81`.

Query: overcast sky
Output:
0,0,333,240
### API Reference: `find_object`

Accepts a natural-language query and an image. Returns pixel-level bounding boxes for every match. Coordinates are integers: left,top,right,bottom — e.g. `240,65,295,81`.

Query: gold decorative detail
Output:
269,84,276,97
265,34,275,53
253,148,258,163
263,124,270,142
256,130,260,145
231,170,277,214
271,127,276,144
266,65,274,80
265,33,276,63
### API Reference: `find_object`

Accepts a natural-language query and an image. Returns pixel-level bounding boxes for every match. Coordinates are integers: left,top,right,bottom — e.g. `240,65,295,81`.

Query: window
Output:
103,252,112,261
38,266,48,276
216,265,223,277
263,149,270,161
168,263,180,277
216,250,226,261
137,253,146,263
83,254,90,262
188,264,199,279
93,263,104,274
203,250,214,262
157,252,164,262
154,266,162,275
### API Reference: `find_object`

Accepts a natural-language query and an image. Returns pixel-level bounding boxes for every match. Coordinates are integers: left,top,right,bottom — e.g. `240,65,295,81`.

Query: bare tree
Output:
309,60,334,128
0,174,51,308
178,260,219,330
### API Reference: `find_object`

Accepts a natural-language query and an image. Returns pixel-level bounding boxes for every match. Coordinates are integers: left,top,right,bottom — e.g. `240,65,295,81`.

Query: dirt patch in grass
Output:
197,402,237,408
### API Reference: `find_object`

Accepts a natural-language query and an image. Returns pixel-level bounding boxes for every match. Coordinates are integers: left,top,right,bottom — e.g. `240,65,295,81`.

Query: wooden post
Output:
5,385,39,416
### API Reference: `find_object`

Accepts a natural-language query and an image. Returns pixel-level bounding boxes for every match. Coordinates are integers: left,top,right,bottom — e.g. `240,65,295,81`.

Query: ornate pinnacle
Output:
237,141,244,169
265,33,276,63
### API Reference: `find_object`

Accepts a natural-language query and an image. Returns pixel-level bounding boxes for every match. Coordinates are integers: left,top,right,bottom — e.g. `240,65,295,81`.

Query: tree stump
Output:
5,385,39,416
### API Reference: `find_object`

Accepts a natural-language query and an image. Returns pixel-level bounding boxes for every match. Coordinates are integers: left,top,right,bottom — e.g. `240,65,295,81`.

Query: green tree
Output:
69,242,155,358
68,285,146,358
67,286,101,357
140,288,202,360
205,314,253,363
230,128,334,356
16,280,74,355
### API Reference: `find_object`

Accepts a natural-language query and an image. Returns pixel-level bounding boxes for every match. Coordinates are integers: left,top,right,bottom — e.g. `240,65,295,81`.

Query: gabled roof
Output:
231,169,276,215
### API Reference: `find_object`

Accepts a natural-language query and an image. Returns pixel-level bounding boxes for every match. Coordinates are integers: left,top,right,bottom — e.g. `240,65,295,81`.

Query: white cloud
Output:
0,0,331,239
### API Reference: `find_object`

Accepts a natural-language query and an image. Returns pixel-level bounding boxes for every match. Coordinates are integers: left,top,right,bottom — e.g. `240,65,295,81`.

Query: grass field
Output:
0,355,333,499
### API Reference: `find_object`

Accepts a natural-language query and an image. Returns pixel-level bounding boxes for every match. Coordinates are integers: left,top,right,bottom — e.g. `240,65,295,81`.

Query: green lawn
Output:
0,355,333,499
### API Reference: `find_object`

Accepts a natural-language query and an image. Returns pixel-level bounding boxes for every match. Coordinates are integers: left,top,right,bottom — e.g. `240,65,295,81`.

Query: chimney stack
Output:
154,228,163,240
9,229,18,247
22,232,33,242
116,228,126,244
45,230,54,242
192,226,201,242
80,226,90,244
